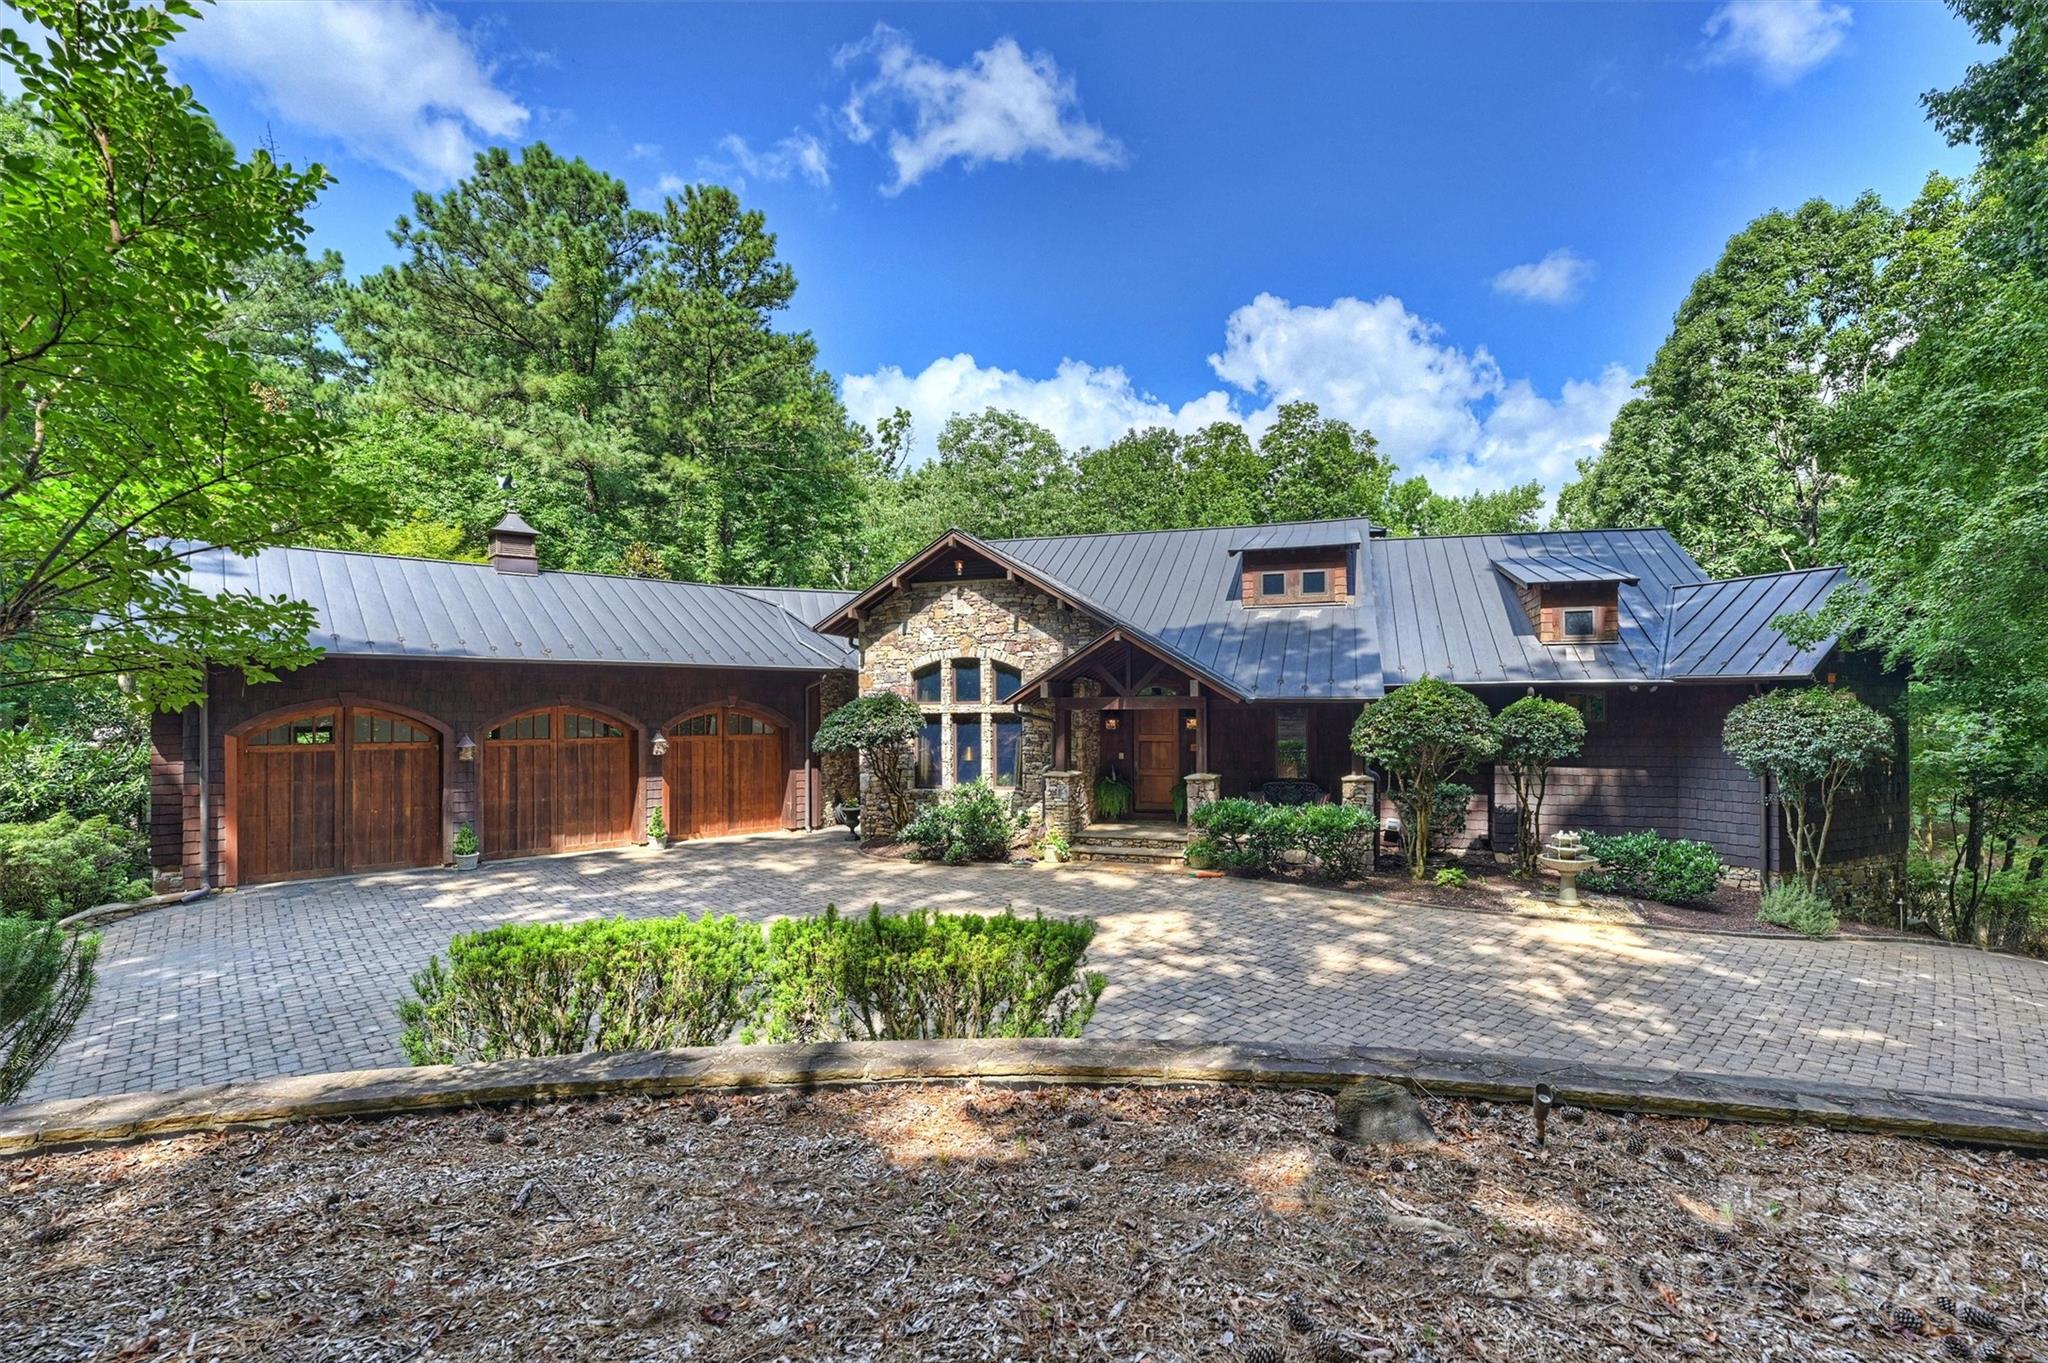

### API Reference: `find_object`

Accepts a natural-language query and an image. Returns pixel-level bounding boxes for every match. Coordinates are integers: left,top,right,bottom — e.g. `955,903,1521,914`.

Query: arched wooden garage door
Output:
665,706,789,839
481,707,635,859
228,706,441,886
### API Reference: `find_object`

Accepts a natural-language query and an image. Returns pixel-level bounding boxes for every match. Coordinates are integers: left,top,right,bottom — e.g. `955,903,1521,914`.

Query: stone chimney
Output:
488,509,540,575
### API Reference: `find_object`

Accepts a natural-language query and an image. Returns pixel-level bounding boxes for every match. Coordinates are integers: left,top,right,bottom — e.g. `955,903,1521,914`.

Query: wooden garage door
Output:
230,706,441,886
666,707,788,840
481,707,634,859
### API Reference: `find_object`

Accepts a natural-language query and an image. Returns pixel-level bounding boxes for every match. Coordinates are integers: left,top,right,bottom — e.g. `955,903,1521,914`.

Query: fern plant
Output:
1093,771,1134,820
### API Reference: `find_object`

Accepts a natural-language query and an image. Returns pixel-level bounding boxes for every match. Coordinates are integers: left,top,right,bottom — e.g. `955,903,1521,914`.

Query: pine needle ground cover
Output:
5,1085,2042,1361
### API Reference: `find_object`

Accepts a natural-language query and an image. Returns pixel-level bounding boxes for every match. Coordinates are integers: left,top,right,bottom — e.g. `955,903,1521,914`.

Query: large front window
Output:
904,655,1027,794
994,715,1021,786
955,717,982,783
953,658,981,703
916,716,943,787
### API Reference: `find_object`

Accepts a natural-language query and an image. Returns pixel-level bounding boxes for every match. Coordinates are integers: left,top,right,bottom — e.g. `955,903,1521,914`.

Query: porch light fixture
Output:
651,731,670,757
456,735,477,762
1184,716,1198,730
1103,715,1120,731
953,558,965,576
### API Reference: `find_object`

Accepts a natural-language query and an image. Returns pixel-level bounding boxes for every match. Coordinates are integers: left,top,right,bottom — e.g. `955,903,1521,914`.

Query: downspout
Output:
196,688,213,893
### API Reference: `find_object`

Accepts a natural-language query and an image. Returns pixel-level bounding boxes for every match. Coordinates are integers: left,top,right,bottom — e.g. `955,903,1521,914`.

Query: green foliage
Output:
756,904,1104,1042
0,813,147,919
1188,798,1373,880
1290,804,1377,882
1759,883,1839,940
1433,866,1469,890
1093,771,1134,821
1182,835,1217,869
0,679,148,832
397,914,767,1065
1389,781,1474,858
1923,0,2048,161
1171,779,1187,823
1,916,99,1104
1039,827,1071,861
1576,830,1725,905
1904,704,2048,943
898,779,1020,864
452,823,479,858
0,0,376,707
813,693,922,830
1354,678,1494,880
1188,797,1291,872
1493,697,1587,879
1725,688,1895,890
646,804,667,842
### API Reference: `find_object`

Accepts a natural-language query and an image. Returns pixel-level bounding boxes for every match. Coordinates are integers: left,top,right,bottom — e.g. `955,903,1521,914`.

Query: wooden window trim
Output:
1243,554,1347,607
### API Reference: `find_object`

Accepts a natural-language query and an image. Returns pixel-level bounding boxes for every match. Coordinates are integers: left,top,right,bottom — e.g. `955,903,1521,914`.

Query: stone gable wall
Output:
853,577,1105,836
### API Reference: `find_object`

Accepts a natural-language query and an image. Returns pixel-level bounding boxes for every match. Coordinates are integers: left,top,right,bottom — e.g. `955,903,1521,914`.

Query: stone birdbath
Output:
1537,830,1601,906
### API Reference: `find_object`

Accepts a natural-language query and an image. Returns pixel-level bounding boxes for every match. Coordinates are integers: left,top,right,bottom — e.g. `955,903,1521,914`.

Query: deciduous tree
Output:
1351,677,1496,880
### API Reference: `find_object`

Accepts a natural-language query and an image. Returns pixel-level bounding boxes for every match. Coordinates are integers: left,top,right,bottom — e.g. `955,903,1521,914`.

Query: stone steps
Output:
1069,823,1191,867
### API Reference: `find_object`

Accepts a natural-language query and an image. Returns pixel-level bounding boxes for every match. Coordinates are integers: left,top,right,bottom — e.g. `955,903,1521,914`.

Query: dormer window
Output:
1243,552,1346,606
1562,608,1597,639
1490,553,1637,646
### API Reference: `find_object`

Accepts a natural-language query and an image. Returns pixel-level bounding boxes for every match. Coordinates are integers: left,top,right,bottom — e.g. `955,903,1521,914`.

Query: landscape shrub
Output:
398,914,767,1064
813,694,923,831
1492,696,1587,879
1758,883,1838,939
1289,804,1376,881
1351,676,1496,880
755,905,1105,1043
0,814,148,920
1576,830,1724,905
1981,870,2048,953
1189,797,1291,872
1093,771,1133,820
1389,781,1473,856
1,917,100,1105
1724,687,1894,892
898,779,1020,864
1433,866,1469,890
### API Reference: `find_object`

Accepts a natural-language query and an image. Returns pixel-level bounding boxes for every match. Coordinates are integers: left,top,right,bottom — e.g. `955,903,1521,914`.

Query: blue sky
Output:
93,1,1989,496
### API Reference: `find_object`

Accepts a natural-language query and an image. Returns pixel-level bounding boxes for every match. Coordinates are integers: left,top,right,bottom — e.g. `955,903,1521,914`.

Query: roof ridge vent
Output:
488,508,540,576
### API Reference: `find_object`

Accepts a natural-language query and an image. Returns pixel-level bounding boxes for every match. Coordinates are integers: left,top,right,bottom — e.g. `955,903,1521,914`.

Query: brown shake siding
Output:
150,656,840,890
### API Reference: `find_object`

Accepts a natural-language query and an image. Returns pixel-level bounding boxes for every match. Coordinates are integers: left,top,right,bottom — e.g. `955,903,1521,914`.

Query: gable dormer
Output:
1491,552,1639,645
1228,525,1361,608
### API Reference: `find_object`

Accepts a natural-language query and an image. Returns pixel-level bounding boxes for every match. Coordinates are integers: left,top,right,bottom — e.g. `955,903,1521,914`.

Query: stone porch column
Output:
1041,770,1082,840
1340,773,1375,812
1184,772,1221,819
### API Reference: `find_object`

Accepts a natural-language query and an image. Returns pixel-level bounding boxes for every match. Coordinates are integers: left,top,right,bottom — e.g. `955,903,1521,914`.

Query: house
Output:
148,513,1907,907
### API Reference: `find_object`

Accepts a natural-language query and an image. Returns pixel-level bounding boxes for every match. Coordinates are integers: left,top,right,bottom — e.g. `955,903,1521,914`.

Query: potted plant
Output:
452,823,480,871
646,805,667,845
1039,828,1070,865
837,799,861,839
1183,836,1217,871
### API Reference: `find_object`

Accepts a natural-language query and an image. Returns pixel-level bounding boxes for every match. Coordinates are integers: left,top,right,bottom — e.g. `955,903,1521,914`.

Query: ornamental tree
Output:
1723,687,1895,892
1492,696,1588,879
812,692,922,831
1351,676,1496,880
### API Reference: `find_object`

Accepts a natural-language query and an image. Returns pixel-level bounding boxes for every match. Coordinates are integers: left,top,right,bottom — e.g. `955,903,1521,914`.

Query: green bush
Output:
398,914,767,1064
1433,866,1469,890
1352,676,1496,880
756,904,1105,1042
1290,804,1376,881
1389,781,1472,856
0,814,148,920
1576,830,1724,905
1093,771,1133,820
1759,882,1838,939
0,680,150,834
813,693,923,830
1189,797,1290,872
1982,870,2048,953
2,917,101,1105
898,779,1021,864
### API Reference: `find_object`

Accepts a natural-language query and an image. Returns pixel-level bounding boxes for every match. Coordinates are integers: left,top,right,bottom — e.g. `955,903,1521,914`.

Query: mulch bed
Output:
5,1083,2043,1361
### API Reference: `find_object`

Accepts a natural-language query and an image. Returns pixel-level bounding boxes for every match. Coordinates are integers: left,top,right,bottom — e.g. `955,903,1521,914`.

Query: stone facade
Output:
815,670,858,810
854,576,1105,836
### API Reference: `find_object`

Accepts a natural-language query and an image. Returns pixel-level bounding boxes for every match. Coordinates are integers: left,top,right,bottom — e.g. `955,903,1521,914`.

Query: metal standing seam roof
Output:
1660,566,1846,681
1226,522,1370,553
1489,551,1642,588
182,544,854,672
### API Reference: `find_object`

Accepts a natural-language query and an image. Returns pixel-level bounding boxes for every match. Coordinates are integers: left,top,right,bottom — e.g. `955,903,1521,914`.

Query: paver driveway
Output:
21,833,2048,1105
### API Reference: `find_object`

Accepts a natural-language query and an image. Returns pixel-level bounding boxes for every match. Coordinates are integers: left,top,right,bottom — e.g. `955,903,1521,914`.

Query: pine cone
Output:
1945,1336,1976,1360
1957,1305,2004,1334
1624,1133,1648,1156
1242,1344,1285,1363
1890,1305,1925,1333
1976,1339,2006,1361
1286,1300,1317,1334
1937,1296,1960,1318
1310,1330,1354,1363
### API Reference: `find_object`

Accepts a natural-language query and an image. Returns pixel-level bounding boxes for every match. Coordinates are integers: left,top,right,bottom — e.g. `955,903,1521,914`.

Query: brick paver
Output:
20,833,2048,1105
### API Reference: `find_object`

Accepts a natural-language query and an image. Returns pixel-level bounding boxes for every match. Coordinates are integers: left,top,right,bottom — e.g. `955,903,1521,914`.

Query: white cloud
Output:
702,130,832,189
842,293,1637,502
1491,248,1596,305
1701,0,1852,84
837,24,1126,194
169,0,529,186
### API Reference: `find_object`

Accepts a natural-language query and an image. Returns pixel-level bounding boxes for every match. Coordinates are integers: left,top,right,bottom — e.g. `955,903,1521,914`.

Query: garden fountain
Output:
1537,830,1601,906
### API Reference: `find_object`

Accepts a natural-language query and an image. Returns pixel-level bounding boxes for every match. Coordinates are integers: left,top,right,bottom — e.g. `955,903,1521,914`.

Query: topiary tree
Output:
1493,696,1588,879
1351,676,1496,880
1723,687,1895,892
2,917,99,1105
812,692,923,831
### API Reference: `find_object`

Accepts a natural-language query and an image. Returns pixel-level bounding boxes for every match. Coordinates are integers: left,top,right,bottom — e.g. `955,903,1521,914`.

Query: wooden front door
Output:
229,706,443,886
482,707,634,859
1133,708,1181,813
666,707,788,839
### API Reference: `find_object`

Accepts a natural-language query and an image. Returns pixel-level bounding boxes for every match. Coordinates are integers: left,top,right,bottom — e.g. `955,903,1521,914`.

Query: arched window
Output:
671,713,717,736
914,662,943,703
952,658,982,703
729,712,777,736
994,663,1022,701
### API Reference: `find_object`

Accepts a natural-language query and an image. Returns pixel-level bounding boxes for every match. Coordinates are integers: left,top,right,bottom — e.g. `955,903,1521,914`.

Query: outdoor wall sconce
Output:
1183,715,1199,730
456,735,477,762
651,732,670,757
1103,715,1120,731
953,558,966,576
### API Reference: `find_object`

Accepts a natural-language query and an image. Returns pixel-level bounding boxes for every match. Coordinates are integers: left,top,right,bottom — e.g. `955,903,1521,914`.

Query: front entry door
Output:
1133,708,1181,813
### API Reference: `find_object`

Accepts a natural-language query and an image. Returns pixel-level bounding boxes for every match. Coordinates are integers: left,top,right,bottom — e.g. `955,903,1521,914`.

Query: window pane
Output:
916,717,943,788
953,659,981,703
292,717,333,745
994,664,1022,701
994,715,1021,786
914,665,942,703
731,713,776,736
533,713,551,739
1301,570,1328,595
1261,572,1286,597
673,714,716,736
955,718,982,784
1563,608,1596,637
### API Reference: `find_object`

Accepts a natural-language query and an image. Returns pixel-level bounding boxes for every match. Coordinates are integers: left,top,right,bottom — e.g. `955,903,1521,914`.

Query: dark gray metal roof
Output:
990,520,1386,701
1226,522,1367,554
734,586,860,666
1489,551,1641,588
181,544,852,672
1661,567,1845,681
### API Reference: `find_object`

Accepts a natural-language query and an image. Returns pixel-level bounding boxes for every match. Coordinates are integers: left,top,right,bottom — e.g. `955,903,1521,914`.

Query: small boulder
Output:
1333,1080,1436,1149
